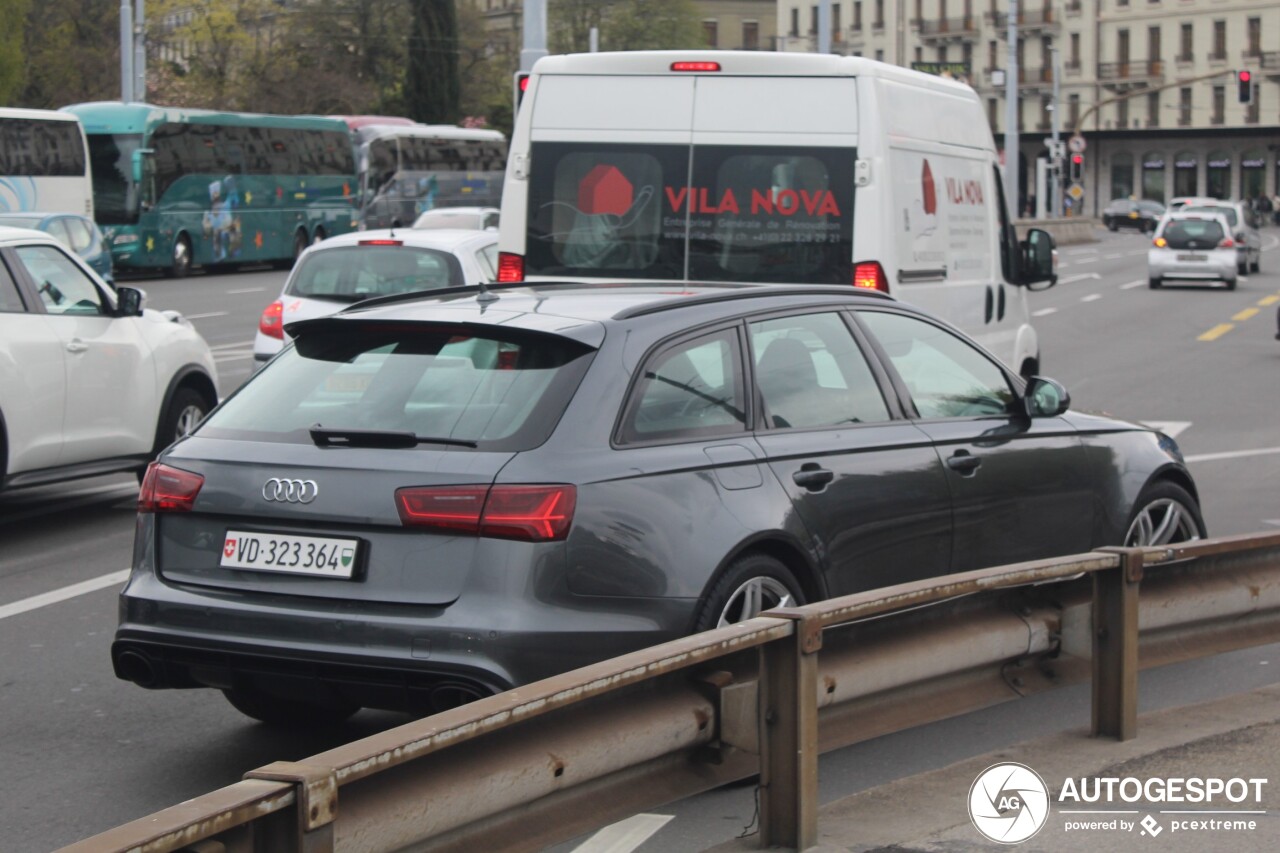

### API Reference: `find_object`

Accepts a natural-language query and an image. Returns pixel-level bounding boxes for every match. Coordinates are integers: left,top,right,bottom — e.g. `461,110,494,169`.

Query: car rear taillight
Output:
138,463,204,513
396,484,576,541
853,261,889,292
1153,237,1167,248
1219,237,1235,248
358,239,404,246
497,252,524,283
258,299,284,340
671,61,721,72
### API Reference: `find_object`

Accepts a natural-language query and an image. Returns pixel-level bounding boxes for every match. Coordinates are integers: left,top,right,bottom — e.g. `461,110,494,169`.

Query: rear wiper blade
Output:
309,426,477,449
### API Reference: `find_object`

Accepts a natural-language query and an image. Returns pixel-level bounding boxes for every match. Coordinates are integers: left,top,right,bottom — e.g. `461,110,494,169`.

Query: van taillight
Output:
671,61,721,72
497,252,524,282
138,463,204,513
258,299,284,339
853,261,889,292
396,484,576,541
1219,237,1235,248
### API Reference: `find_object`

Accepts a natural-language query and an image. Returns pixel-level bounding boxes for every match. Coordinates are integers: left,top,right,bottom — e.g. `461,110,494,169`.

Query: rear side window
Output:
287,246,465,302
200,324,595,450
1161,219,1225,248
620,328,746,443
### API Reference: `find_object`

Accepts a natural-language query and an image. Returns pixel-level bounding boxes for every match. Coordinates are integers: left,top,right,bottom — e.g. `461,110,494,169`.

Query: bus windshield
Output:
86,133,143,225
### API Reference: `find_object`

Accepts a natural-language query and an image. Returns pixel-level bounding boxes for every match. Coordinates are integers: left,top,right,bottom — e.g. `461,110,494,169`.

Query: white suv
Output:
0,227,218,491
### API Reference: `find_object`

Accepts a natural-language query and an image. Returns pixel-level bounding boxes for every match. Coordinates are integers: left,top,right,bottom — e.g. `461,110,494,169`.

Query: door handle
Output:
792,463,834,491
65,339,89,354
947,450,982,475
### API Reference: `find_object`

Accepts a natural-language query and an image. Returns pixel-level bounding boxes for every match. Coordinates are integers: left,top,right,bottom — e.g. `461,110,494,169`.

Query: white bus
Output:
350,122,506,230
0,107,93,217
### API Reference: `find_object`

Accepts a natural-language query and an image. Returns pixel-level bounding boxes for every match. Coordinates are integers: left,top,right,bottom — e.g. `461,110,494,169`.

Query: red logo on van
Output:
922,160,937,214
664,187,841,217
578,165,634,216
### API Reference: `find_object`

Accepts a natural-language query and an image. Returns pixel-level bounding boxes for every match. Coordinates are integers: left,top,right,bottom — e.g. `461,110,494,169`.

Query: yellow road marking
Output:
1232,308,1260,321
1260,295,1280,306
1198,323,1234,341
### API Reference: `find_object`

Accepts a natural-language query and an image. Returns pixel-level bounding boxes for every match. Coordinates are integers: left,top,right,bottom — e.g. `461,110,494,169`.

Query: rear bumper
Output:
1148,252,1235,282
113,567,691,713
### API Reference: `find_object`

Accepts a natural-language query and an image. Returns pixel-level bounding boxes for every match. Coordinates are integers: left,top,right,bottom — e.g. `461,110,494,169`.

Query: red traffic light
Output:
1239,70,1252,84
1071,153,1083,165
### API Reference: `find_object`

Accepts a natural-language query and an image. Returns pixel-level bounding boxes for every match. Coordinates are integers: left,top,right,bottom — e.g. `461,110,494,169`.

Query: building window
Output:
1110,152,1134,202
1070,33,1080,68
1147,92,1159,128
1211,85,1224,124
811,5,818,34
1179,23,1192,62
1117,98,1129,129
854,2,862,30
1178,87,1191,126
1241,150,1265,199
963,41,973,69
1118,0,1129,7
989,98,999,130
916,46,924,63
704,20,718,48
1174,151,1197,196
833,3,842,40
1148,26,1161,68
1040,96,1052,130
1206,151,1230,198
938,46,949,63
1247,90,1259,124
743,21,759,50
1247,18,1261,56
1069,93,1080,127
875,0,884,29
791,8,799,37
875,48,884,61
1211,21,1225,60
989,40,998,71
1142,152,1165,202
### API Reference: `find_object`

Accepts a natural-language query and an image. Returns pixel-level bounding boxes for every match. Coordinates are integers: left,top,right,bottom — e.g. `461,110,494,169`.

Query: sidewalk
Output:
710,683,1280,852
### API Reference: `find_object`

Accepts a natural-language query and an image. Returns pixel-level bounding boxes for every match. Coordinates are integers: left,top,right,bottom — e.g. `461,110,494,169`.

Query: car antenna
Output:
476,280,499,304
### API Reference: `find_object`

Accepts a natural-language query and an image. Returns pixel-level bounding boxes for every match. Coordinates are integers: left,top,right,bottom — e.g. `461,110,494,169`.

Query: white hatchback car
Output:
0,227,218,491
412,206,500,231
1147,212,1237,290
253,229,500,362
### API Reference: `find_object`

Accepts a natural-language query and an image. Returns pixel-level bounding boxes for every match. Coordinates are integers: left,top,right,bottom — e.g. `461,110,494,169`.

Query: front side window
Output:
859,311,1014,419
621,328,745,443
0,260,26,312
15,244,106,315
85,133,142,225
202,324,594,450
750,312,890,429
287,246,465,302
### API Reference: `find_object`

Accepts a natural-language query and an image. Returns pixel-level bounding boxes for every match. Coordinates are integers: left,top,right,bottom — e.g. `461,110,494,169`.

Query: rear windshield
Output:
1184,205,1237,226
287,245,466,303
1161,219,1225,248
526,142,854,284
200,323,595,450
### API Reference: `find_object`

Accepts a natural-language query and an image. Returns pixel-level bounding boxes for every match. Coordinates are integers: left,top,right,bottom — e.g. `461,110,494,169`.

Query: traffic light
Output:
1070,152,1084,182
513,72,531,113
1237,70,1253,104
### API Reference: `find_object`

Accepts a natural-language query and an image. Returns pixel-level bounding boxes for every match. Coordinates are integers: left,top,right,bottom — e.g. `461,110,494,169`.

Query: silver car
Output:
1180,201,1262,275
1148,212,1237,290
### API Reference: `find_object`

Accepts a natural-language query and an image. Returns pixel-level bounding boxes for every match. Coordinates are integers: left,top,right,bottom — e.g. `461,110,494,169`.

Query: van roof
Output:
531,50,974,96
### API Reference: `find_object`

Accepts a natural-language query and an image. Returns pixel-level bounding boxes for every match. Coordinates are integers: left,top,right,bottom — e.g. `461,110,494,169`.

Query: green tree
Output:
456,1,519,134
405,0,460,124
551,0,705,54
18,0,120,108
0,0,30,103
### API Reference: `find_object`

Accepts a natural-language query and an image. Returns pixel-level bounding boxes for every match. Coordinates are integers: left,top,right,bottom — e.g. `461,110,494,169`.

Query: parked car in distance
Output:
0,227,218,492
116,281,1206,725
1167,196,1217,212
1102,198,1164,233
413,206,500,231
253,228,500,363
1148,211,1237,290
1180,201,1262,275
0,211,114,283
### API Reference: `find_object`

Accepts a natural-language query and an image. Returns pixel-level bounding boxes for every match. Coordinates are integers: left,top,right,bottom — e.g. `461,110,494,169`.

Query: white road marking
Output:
1120,279,1146,289
1073,257,1098,264
185,311,230,320
1103,253,1126,260
209,340,255,351
1185,446,1280,464
1140,421,1192,439
1032,307,1058,317
0,570,131,622
1081,294,1103,302
1265,520,1280,528
1057,272,1100,284
571,814,674,853
227,287,265,294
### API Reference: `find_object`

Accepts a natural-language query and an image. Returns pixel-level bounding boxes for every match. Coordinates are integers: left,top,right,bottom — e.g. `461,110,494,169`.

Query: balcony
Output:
915,16,980,42
1097,60,1165,91
982,66,1055,90
1262,51,1280,79
1064,59,1082,77
988,8,1059,36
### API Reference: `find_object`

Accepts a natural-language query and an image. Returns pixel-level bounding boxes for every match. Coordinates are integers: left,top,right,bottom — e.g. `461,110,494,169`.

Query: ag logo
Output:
968,762,1050,844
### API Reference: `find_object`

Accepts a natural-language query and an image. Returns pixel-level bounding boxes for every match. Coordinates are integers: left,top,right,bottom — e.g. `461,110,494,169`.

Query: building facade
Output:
776,0,1280,215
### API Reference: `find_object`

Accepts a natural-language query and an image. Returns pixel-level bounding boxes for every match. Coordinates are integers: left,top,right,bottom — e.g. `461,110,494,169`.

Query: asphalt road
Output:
2,231,1279,852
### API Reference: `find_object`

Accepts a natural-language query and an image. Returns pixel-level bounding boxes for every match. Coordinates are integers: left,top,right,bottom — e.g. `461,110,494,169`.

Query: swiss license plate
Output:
1177,253,1207,261
221,530,358,578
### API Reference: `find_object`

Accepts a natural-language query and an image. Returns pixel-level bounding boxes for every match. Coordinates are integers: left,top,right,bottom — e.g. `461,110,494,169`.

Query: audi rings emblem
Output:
262,478,319,504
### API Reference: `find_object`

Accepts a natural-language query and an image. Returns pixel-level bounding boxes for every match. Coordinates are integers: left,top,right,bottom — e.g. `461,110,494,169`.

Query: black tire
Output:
1123,481,1206,547
1250,254,1260,273
154,387,209,454
1226,276,1237,291
1107,220,1118,232
694,553,805,632
169,235,192,279
224,688,360,727
312,227,327,245
1148,276,1161,289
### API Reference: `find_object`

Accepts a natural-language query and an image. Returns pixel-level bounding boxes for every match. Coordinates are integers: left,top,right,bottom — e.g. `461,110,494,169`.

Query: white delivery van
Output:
497,51,1057,378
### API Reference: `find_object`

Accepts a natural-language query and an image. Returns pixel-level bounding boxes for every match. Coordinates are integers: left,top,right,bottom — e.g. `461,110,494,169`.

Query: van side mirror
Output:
1023,376,1070,417
1018,228,1057,290
115,285,146,317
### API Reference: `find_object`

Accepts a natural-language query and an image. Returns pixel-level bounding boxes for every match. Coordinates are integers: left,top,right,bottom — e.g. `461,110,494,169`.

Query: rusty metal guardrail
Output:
60,532,1280,853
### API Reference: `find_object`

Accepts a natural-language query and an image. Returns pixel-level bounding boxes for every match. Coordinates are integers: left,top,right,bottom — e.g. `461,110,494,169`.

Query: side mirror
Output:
115,285,146,317
1019,228,1057,290
130,148,154,184
1023,376,1070,418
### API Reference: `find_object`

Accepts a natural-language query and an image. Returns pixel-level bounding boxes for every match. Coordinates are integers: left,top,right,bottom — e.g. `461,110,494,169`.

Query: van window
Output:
526,142,854,283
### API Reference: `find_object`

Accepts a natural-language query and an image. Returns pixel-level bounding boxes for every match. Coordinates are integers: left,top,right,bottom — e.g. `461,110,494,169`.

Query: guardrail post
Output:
243,761,337,853
759,610,821,850
1092,548,1142,741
